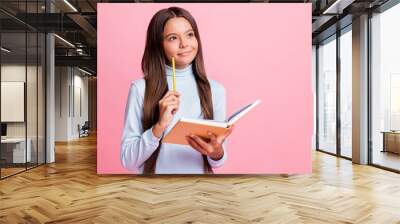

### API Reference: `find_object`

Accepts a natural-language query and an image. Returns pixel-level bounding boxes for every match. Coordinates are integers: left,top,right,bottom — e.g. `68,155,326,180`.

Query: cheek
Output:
192,39,199,50
191,39,199,56
163,42,178,57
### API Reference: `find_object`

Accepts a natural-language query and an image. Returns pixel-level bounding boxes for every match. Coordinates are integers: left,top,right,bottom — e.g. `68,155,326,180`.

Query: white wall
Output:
55,66,89,141
71,71,89,139
55,66,70,141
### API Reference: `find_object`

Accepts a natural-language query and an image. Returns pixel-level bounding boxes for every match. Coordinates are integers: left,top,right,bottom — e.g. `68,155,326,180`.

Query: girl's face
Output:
163,17,198,69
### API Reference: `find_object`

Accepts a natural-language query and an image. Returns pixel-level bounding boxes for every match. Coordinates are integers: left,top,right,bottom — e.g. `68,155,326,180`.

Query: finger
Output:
161,99,175,107
161,97,179,108
216,134,228,144
161,92,172,100
166,104,179,113
208,132,221,148
160,96,178,105
219,125,234,140
166,102,179,108
163,96,180,104
166,104,179,115
190,135,213,154
167,90,180,96
186,136,208,155
165,92,180,99
165,90,181,98
214,129,233,144
171,107,179,115
160,91,179,102
169,90,180,96
160,101,177,110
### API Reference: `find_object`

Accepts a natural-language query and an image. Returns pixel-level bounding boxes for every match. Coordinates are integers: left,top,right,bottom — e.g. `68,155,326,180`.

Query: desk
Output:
1,138,32,163
381,131,400,154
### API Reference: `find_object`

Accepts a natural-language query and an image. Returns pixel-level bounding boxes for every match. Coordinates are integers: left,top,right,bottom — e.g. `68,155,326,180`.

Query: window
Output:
0,1,46,179
371,2,400,171
317,36,337,154
339,27,352,158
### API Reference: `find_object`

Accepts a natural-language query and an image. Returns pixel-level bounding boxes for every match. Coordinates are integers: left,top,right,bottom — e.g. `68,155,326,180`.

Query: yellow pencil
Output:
172,57,176,91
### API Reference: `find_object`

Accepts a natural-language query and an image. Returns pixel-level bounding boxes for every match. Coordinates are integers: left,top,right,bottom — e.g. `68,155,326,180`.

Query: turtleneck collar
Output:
165,63,194,77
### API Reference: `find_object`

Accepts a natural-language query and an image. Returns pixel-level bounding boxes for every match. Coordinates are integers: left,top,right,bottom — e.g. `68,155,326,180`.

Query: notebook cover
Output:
163,121,229,145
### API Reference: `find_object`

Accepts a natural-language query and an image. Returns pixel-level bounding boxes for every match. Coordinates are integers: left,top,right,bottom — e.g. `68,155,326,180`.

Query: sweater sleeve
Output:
120,81,161,172
207,83,228,168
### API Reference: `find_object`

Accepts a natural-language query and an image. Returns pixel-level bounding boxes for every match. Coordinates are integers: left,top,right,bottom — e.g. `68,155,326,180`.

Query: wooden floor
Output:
0,167,26,178
1,134,400,223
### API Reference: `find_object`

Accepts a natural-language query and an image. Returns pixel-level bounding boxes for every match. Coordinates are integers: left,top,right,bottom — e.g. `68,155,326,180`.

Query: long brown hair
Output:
141,7,214,174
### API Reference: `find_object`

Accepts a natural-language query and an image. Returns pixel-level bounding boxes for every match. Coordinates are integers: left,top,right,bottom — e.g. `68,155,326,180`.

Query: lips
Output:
178,51,192,56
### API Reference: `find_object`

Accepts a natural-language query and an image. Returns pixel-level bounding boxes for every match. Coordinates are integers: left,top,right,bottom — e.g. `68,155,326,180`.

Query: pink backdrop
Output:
97,3,313,174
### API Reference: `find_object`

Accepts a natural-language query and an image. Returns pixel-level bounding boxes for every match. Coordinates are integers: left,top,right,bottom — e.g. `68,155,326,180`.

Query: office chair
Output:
79,121,90,138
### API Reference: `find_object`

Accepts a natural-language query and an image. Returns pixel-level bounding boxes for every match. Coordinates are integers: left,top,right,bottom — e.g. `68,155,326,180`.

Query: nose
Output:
179,37,188,48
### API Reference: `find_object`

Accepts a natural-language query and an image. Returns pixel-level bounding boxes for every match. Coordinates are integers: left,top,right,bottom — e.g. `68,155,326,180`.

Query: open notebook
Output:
162,99,261,145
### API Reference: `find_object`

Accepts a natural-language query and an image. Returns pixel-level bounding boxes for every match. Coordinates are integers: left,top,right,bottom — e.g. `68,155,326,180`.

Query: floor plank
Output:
1,134,400,223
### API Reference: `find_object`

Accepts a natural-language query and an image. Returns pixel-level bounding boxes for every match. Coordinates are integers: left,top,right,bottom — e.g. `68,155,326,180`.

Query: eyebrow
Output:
165,29,194,38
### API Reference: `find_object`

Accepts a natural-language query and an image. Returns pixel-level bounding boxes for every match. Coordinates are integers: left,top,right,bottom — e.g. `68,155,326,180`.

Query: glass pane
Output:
318,36,337,154
1,30,27,177
0,1,46,179
27,0,39,170
312,45,317,150
0,1,27,32
340,28,352,158
371,4,400,171
38,32,45,165
27,31,38,169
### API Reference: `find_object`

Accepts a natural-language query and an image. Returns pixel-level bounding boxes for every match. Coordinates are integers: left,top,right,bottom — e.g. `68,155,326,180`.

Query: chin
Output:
183,56,196,65
176,59,192,67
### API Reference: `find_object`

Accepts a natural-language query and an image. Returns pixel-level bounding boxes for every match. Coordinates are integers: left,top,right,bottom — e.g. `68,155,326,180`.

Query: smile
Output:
178,51,192,56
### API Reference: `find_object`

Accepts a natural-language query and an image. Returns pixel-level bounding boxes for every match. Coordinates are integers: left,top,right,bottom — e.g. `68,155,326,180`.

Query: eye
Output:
168,36,177,41
188,32,195,37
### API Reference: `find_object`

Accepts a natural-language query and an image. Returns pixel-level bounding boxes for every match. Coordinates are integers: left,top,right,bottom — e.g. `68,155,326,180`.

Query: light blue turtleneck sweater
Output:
120,64,227,174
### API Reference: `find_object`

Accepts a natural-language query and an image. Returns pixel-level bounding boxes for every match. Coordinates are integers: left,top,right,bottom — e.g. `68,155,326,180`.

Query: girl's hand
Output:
185,125,234,160
157,90,180,131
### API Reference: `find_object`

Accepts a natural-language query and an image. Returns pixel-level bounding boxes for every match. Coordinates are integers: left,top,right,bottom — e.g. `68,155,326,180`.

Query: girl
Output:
120,7,234,174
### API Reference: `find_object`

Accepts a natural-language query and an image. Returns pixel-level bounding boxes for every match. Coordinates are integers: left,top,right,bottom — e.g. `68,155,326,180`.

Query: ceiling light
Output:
1,47,11,53
54,34,75,48
323,0,355,15
78,67,93,76
63,0,78,12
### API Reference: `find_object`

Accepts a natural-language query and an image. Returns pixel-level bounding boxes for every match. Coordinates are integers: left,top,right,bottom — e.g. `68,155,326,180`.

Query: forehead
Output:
163,17,193,35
